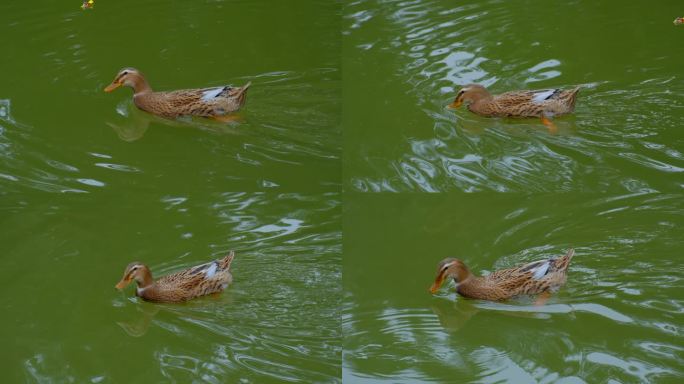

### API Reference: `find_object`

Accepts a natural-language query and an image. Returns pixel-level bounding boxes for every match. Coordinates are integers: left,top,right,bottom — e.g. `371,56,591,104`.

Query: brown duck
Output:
115,251,235,303
104,68,250,120
449,84,580,131
430,249,574,302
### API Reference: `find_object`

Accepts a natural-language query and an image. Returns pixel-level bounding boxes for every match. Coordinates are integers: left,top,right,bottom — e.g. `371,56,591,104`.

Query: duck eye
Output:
122,71,128,75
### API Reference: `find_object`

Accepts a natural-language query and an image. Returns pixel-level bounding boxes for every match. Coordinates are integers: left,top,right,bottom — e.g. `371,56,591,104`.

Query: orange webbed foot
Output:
541,115,558,134
534,291,552,306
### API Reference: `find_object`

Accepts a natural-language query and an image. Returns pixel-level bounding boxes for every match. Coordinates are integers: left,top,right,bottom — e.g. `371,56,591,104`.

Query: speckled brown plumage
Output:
105,68,250,119
115,251,235,303
449,84,580,131
430,249,574,301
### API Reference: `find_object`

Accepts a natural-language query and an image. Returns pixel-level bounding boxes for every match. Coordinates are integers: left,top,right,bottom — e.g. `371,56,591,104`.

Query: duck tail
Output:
555,248,575,272
220,251,235,270
567,86,581,110
234,81,250,107
237,81,251,96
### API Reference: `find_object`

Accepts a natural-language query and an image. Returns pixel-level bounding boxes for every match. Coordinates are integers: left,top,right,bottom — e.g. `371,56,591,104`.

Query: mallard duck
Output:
104,68,250,120
429,249,574,302
115,251,235,302
448,84,580,131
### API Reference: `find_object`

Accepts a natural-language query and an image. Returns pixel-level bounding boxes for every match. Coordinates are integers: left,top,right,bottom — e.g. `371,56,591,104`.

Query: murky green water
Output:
3,0,684,383
344,0,684,192
1,0,341,382
1,0,340,193
2,192,341,383
342,0,684,383
343,193,684,383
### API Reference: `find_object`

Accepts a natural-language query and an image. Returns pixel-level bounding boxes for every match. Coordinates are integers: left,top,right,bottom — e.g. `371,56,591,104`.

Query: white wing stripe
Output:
201,87,224,101
204,262,218,278
532,90,555,103
531,261,551,279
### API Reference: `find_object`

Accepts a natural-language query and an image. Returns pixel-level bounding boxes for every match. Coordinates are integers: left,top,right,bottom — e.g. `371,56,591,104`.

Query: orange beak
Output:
115,277,131,290
104,81,122,93
447,99,462,109
429,275,445,294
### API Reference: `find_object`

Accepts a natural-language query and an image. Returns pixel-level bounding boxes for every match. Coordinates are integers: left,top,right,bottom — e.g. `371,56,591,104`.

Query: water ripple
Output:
346,0,684,192
112,192,341,382
344,192,684,382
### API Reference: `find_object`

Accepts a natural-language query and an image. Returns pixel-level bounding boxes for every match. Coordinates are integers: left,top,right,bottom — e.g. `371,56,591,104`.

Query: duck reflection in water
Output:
430,298,480,333
116,290,235,337
116,301,160,337
106,101,243,142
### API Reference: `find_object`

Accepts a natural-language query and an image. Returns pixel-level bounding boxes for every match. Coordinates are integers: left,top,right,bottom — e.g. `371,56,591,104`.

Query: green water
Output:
1,0,341,382
343,193,684,383
1,0,340,193
2,192,341,383
341,0,684,383
2,0,684,383
344,0,684,192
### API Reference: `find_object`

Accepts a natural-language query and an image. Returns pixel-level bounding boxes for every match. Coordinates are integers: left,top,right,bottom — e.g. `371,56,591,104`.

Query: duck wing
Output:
496,89,562,104
157,252,234,290
486,259,550,283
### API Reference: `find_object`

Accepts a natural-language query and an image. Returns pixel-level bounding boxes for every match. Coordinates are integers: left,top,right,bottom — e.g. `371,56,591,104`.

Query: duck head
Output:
115,262,153,290
429,258,472,294
104,68,151,93
448,84,491,109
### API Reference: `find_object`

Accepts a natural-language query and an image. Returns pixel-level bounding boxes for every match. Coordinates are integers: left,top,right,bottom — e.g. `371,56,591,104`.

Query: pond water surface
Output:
2,0,683,383
344,193,684,383
344,0,684,192
1,0,341,382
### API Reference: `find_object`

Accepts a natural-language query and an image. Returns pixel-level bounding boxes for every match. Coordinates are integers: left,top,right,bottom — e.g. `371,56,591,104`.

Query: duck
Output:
104,68,250,121
115,251,235,302
448,84,580,132
429,249,574,302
